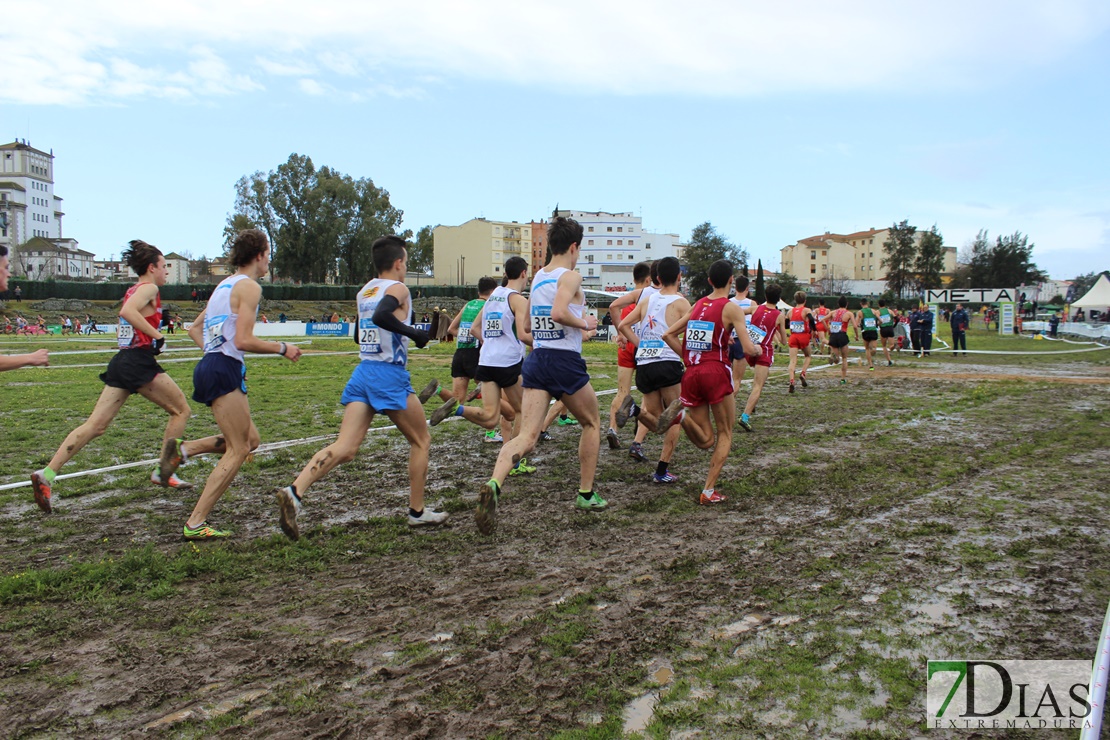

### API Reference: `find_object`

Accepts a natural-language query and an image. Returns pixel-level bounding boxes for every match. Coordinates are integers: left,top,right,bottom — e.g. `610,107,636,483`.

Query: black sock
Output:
578,490,593,499
560,414,569,421
409,508,423,518
656,461,669,477
290,484,301,501
631,403,640,417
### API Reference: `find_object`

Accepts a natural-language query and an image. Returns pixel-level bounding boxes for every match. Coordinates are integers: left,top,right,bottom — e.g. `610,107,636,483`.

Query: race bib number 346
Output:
484,312,504,338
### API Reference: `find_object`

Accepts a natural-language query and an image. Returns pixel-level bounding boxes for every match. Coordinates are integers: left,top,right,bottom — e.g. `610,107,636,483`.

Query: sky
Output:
2,0,1108,280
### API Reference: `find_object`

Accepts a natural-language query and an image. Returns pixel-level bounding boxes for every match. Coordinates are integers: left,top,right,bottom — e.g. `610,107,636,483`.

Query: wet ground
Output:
1,358,1109,738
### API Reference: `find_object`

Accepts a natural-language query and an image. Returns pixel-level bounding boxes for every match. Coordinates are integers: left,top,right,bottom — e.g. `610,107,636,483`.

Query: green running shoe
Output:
509,457,536,476
183,521,231,540
556,415,578,426
575,491,608,510
476,480,500,535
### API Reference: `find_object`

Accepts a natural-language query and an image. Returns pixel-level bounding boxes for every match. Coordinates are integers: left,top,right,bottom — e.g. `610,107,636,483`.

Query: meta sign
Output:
923,288,1017,304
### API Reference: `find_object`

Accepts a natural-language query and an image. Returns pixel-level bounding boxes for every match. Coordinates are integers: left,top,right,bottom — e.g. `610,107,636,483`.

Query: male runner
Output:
738,284,786,432
427,278,496,421
616,257,688,484
856,298,880,371
180,229,303,539
729,274,757,396
786,291,813,394
608,260,660,462
814,299,831,355
0,246,49,371
654,260,759,504
475,216,603,536
877,299,898,366
273,236,445,541
825,296,858,384
30,241,224,514
431,258,536,476
605,261,651,450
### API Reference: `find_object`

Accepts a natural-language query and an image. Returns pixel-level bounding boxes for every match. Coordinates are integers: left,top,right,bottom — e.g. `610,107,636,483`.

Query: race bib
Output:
863,317,877,329
203,314,228,352
636,339,665,360
747,322,767,346
359,317,382,354
457,321,474,347
117,318,134,348
484,312,503,339
789,320,806,333
531,306,564,342
830,321,844,333
685,320,714,352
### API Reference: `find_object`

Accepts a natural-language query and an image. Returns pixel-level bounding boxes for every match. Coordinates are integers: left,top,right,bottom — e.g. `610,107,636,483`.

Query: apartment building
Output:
433,218,533,286
781,227,956,290
0,140,66,258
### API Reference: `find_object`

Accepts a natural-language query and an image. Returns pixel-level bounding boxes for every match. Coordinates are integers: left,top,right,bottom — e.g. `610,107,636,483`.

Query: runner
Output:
814,299,831,355
786,291,813,394
606,261,651,450
475,216,603,535
653,259,759,504
856,298,880,371
180,229,303,539
0,246,49,371
824,296,858,385
728,274,757,397
877,299,898,366
427,278,497,422
608,260,660,462
431,257,536,477
616,257,688,484
29,240,224,514
738,284,786,432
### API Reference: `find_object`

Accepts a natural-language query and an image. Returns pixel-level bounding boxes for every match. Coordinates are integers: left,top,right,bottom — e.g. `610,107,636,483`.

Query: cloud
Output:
298,78,325,96
1,0,1108,105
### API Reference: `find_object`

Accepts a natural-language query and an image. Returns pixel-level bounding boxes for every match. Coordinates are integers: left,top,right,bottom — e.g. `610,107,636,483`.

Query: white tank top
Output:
356,278,410,366
203,274,252,362
479,285,524,367
529,267,583,353
636,292,683,365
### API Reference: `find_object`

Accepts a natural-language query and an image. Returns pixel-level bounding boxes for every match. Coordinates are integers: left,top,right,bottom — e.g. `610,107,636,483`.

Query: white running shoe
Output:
408,508,449,527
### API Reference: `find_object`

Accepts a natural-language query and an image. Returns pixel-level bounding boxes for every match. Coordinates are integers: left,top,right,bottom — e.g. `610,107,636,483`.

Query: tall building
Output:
0,140,65,255
556,209,643,289
433,218,533,286
781,227,956,291
530,220,548,276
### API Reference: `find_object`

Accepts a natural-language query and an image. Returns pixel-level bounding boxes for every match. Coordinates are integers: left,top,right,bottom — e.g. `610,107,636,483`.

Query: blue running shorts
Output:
192,352,246,406
522,348,590,400
340,361,414,412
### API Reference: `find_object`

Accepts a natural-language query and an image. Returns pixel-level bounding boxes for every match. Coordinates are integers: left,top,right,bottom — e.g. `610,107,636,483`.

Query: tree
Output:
755,260,765,304
775,270,803,301
1067,271,1102,302
408,225,435,275
682,222,748,300
968,229,1045,288
881,219,917,298
914,224,945,291
222,213,257,256
818,267,853,295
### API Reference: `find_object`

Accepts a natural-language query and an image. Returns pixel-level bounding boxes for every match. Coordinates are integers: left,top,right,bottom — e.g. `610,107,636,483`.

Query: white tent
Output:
1072,273,1110,308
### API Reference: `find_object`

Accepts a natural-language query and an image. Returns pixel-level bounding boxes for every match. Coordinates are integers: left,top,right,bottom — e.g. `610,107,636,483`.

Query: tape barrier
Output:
1080,598,1110,739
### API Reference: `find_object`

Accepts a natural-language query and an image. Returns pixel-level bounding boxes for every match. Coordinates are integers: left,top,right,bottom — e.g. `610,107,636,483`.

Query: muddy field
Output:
2,353,1109,739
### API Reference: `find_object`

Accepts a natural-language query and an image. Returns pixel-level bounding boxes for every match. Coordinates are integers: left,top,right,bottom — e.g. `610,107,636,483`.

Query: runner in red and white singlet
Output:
786,291,814,393
738,284,787,432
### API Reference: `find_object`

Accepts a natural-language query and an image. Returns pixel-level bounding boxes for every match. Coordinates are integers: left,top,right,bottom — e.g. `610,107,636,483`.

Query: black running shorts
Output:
100,348,164,393
474,361,522,389
450,347,480,379
879,326,895,338
862,330,878,342
829,332,850,349
635,360,684,395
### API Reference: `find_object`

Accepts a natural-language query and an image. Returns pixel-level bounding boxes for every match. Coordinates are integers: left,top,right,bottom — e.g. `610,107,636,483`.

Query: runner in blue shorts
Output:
273,236,447,541
475,217,604,536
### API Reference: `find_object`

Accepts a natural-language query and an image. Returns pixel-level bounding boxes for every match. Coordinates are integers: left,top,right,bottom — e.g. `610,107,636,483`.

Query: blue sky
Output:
3,0,1108,280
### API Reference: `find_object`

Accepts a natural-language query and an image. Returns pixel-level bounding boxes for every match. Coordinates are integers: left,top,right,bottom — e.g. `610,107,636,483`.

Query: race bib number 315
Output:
531,306,564,342
686,320,714,352
203,314,227,352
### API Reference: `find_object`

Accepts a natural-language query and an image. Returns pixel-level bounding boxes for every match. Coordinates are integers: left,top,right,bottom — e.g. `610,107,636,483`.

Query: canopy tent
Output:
1072,273,1110,308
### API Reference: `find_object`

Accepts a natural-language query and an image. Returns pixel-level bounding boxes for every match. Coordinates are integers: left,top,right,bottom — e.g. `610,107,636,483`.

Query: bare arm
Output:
510,292,533,347
726,303,761,357
551,271,596,331
0,349,49,371
232,280,302,360
617,301,647,347
661,306,693,357
607,287,642,327
446,308,464,340
188,306,207,349
119,283,163,341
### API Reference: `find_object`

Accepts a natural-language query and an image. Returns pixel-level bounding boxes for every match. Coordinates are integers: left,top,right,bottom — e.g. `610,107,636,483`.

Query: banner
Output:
306,322,351,337
923,288,1016,304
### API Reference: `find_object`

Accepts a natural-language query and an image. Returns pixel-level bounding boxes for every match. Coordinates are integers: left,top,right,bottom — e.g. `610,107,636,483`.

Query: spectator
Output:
1075,307,1085,322
259,313,269,323
191,287,198,303
13,285,21,302
909,307,924,355
949,303,969,357
1049,312,1060,338
279,312,287,323
329,311,339,323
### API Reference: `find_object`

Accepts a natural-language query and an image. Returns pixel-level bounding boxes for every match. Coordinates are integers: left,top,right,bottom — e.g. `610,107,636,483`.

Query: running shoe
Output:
868,365,875,371
655,398,685,432
556,416,578,426
183,521,231,539
628,441,647,462
465,386,482,402
31,469,53,513
575,491,608,510
799,372,807,388
484,430,503,443
417,380,441,404
606,428,621,449
476,480,500,535
789,382,795,394
275,486,301,541
150,472,193,489
408,508,448,527
699,490,728,505
159,437,185,485
652,471,678,484
538,431,553,442
840,379,847,385
614,395,636,429
430,398,458,426
887,360,893,367
509,458,536,476
739,413,752,432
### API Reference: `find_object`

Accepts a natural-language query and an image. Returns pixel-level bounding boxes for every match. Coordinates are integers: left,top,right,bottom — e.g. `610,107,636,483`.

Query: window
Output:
587,255,594,262
606,227,612,232
607,254,612,260
617,227,623,232
628,254,635,260
588,268,594,276
822,250,827,256
588,239,594,245
607,240,613,246
869,239,873,245
588,226,594,232
645,243,651,249
617,240,623,246
810,265,816,274
869,252,873,257
811,251,816,259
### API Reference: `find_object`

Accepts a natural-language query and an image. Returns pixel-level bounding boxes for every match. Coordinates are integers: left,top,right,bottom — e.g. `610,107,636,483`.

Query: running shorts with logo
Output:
635,360,683,395
451,346,480,379
829,332,850,349
522,347,589,400
100,347,164,393
680,362,733,407
192,352,246,406
340,360,414,412
788,332,811,350
475,361,523,389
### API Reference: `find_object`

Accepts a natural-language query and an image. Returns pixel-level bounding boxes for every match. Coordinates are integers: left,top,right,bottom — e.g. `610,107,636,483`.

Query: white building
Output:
0,140,65,257
164,252,192,284
17,236,96,280
557,210,643,288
